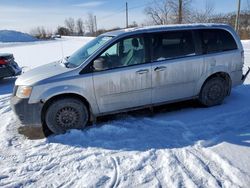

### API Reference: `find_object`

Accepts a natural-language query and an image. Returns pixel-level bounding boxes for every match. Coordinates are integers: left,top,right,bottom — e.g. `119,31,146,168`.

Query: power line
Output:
97,2,148,22
127,2,149,11
98,6,125,21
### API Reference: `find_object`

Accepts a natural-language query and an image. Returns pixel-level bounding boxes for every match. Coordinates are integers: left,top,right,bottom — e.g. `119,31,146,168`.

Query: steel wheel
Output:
45,98,89,134
199,77,227,107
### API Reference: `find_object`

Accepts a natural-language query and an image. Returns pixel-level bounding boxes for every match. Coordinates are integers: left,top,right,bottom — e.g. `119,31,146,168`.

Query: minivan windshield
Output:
64,35,113,68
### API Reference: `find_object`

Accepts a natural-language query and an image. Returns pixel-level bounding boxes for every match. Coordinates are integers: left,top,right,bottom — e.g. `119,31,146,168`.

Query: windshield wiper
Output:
65,61,76,68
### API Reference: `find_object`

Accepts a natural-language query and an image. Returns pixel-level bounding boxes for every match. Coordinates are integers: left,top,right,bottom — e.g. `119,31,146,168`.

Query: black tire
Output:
199,77,228,107
42,122,53,137
45,98,89,134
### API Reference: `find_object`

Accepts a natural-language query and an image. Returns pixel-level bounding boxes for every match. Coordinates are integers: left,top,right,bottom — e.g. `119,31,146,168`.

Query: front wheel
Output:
199,77,228,107
45,98,89,134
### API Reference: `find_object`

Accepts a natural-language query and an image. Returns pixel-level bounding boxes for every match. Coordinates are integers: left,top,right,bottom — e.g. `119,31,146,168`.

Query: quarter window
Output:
219,30,238,51
200,29,237,54
152,31,195,61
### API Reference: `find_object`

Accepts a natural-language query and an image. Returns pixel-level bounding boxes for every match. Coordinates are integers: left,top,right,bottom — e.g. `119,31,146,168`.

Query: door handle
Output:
154,66,166,72
136,69,149,74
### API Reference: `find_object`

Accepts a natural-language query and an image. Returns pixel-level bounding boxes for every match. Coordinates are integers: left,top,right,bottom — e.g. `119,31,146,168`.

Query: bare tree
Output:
85,13,95,35
144,0,192,25
30,26,47,39
144,0,172,25
129,21,138,28
76,18,85,36
64,17,75,35
209,11,250,39
168,0,193,23
192,0,215,23
56,26,70,36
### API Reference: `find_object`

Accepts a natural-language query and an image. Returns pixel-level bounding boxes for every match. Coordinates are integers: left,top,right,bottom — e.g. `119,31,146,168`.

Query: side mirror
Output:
93,57,107,71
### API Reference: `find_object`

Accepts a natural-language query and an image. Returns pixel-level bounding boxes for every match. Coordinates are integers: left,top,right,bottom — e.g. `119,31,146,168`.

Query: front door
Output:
92,36,152,113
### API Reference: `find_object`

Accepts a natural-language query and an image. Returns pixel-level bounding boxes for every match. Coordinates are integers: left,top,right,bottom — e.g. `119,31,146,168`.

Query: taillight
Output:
0,59,8,65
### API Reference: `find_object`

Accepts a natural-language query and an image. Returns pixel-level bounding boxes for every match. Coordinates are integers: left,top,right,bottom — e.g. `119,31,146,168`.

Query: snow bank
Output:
0,30,38,43
0,36,93,69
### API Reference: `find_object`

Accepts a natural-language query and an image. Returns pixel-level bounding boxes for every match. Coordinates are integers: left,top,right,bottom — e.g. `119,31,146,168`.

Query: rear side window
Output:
152,31,195,61
200,29,237,54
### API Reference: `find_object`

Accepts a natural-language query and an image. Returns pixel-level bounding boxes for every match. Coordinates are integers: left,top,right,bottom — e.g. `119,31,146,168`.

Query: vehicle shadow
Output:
0,77,16,95
46,84,250,151
20,100,200,140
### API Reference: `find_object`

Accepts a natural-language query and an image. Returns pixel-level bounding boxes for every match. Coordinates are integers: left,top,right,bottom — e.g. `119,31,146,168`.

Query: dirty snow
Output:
0,37,250,187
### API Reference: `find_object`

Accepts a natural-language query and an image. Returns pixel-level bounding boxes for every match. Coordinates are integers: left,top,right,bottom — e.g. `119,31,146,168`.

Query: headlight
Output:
16,86,32,98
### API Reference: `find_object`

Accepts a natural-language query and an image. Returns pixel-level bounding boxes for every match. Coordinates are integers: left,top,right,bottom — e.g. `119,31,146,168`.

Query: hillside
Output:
0,30,38,42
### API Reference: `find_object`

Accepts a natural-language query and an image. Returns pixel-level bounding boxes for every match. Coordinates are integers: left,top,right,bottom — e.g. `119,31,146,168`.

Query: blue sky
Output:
0,0,249,32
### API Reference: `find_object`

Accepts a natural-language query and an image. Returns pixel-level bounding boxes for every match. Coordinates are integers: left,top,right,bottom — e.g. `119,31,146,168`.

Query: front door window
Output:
93,36,146,71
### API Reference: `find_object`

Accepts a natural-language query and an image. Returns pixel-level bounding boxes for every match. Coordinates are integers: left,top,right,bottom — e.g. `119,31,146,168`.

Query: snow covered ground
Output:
0,37,250,187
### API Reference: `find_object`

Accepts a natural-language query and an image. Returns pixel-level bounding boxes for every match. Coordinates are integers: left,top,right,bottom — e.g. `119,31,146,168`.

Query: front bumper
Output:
11,96,43,127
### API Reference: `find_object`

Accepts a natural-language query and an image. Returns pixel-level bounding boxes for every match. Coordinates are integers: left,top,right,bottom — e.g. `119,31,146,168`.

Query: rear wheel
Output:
45,98,89,134
199,77,228,107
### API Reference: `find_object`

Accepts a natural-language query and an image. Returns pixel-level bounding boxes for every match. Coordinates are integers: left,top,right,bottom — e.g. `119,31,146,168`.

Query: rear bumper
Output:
11,96,43,127
241,67,250,83
230,69,249,87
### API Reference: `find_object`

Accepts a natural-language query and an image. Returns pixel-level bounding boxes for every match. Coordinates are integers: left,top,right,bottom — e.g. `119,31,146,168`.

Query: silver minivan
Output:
11,24,249,134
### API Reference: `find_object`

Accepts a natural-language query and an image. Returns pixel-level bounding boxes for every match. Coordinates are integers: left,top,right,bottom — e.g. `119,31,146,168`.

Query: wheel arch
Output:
41,93,92,125
195,71,232,96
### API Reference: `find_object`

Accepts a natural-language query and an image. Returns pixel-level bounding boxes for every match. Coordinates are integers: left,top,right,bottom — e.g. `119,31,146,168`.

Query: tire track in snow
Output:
185,146,250,187
159,118,223,187
146,151,163,188
0,95,11,114
173,149,221,188
158,150,198,188
176,148,228,188
148,163,162,188
109,156,120,188
171,108,250,188
153,144,250,188
199,147,250,187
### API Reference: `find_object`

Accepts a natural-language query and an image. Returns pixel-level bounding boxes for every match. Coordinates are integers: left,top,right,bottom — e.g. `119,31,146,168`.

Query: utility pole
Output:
178,0,182,24
94,15,97,33
235,0,241,33
126,2,128,28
